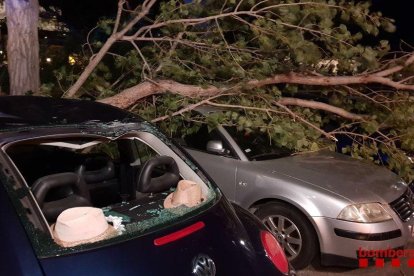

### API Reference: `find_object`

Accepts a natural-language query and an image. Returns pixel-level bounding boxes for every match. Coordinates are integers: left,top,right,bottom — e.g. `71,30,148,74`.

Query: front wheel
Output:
255,202,318,270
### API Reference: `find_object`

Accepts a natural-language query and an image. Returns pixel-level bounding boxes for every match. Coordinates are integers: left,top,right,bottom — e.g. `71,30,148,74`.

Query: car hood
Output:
255,150,406,204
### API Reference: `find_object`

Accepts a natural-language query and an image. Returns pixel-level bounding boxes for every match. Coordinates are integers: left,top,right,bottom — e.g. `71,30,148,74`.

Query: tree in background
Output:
5,0,39,95
52,0,414,180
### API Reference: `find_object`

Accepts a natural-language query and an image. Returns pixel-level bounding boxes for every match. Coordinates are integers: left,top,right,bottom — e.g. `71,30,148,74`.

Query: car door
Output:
0,175,44,276
215,126,261,207
174,124,239,201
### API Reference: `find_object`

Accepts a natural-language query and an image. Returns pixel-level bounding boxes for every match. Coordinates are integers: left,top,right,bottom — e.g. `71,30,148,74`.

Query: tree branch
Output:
247,68,414,90
99,52,414,112
66,0,414,101
277,97,366,120
151,94,235,123
98,79,225,108
99,78,366,127
64,0,158,98
112,0,125,34
272,100,337,141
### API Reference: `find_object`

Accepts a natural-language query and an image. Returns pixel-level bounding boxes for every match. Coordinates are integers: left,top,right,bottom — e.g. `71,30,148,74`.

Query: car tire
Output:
255,202,318,270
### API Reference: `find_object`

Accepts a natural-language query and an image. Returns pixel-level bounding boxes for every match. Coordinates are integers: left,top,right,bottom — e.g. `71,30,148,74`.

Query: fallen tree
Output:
59,0,414,180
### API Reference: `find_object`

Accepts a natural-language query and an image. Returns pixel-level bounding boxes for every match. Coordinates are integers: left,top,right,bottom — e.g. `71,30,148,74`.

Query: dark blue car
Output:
0,97,294,276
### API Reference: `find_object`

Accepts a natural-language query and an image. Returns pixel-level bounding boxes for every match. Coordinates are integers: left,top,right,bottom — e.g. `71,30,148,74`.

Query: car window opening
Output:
224,127,295,161
4,133,214,254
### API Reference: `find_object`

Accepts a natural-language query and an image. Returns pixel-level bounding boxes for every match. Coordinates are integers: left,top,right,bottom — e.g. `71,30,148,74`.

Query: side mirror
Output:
206,140,227,155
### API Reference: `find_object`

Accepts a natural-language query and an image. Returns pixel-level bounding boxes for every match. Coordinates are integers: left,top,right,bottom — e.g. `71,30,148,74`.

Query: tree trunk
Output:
5,0,39,95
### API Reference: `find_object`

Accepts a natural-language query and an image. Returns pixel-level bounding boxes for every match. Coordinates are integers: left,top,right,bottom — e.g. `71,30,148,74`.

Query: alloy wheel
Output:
262,215,302,261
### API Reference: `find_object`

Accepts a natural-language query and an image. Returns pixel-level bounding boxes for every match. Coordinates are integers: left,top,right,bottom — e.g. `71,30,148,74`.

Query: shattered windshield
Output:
2,131,217,257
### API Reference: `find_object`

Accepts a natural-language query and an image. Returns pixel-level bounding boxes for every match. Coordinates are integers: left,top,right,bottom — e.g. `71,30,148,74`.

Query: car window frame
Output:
175,123,241,160
215,125,249,161
0,131,219,258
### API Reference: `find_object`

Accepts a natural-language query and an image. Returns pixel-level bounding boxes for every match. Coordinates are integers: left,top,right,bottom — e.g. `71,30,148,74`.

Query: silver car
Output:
173,106,414,269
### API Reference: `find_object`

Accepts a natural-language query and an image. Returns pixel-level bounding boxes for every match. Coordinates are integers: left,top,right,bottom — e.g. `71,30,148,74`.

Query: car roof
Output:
0,96,142,130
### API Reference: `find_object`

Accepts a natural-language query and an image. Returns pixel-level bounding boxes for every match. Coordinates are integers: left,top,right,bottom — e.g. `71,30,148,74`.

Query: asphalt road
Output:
298,241,414,276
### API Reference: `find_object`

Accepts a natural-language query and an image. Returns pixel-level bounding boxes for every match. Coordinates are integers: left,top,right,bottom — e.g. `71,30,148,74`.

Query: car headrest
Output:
77,155,115,183
137,156,180,193
32,172,90,207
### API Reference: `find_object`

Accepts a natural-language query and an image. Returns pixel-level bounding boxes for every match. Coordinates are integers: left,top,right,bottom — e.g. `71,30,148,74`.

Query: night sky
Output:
372,0,412,46
39,0,118,30
38,0,412,46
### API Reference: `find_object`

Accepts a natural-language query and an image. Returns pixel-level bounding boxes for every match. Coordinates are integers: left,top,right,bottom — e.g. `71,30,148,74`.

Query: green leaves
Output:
361,120,379,135
46,0,414,181
381,20,396,33
97,19,115,35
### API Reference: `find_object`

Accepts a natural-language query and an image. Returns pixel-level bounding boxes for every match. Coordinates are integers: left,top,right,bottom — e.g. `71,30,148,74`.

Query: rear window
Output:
2,131,217,257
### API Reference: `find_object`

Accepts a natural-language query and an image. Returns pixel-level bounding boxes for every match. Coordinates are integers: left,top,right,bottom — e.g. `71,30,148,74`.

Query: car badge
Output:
192,254,216,276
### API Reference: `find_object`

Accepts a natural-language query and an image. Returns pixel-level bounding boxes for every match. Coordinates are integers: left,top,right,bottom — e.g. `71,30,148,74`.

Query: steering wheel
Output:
137,156,180,193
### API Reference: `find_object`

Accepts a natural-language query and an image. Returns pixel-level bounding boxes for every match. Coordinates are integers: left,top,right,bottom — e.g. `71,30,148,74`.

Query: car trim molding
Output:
334,228,402,241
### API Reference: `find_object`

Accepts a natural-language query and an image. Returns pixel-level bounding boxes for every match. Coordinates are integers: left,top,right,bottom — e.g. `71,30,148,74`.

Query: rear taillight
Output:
261,231,289,274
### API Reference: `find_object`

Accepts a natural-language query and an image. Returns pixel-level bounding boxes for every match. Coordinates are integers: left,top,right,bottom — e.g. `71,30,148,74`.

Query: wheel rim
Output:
262,215,302,261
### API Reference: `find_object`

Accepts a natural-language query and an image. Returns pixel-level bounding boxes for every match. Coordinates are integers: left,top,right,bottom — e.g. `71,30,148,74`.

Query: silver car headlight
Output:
337,203,392,223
